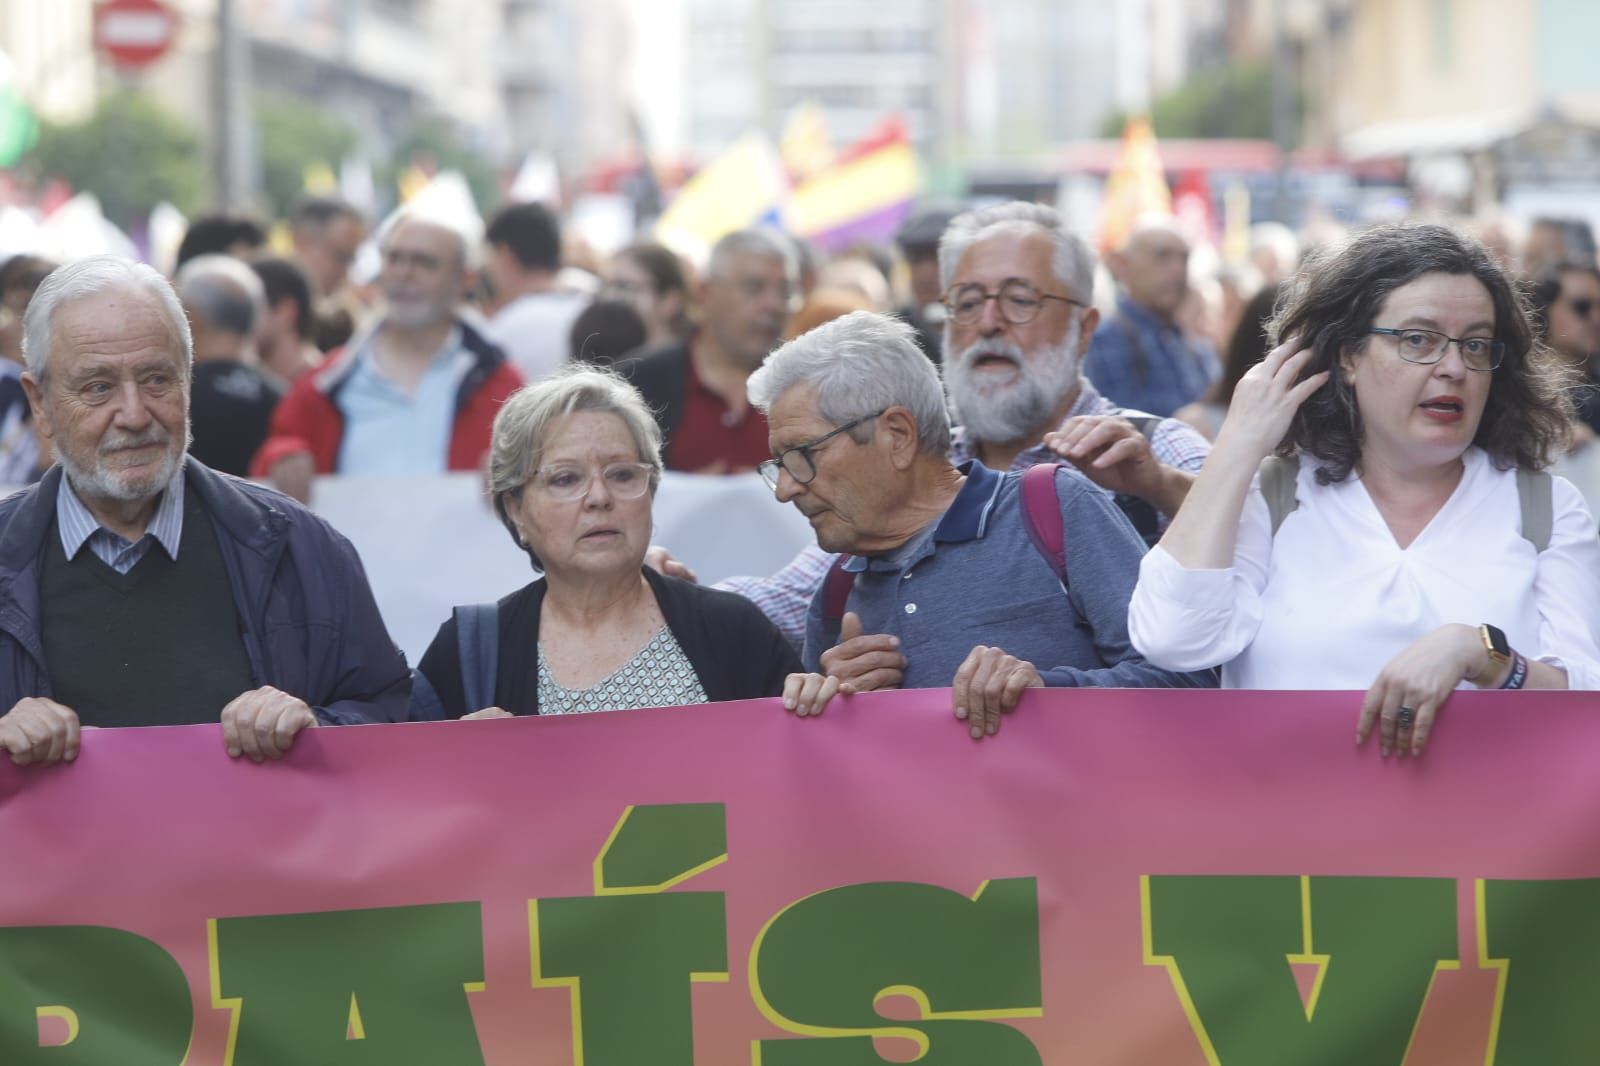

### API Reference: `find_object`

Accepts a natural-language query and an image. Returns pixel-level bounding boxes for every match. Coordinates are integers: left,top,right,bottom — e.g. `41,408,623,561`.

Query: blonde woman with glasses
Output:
410,367,802,719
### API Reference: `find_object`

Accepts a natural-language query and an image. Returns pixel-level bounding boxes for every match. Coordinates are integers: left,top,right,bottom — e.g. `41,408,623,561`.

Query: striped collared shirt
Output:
56,467,186,575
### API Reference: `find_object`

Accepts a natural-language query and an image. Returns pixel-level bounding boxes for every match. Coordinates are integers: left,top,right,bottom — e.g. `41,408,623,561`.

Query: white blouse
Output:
1129,447,1600,690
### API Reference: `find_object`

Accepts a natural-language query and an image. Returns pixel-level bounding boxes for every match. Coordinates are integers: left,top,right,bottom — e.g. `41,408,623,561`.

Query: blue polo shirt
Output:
802,460,1212,689
1083,295,1219,418
335,327,473,475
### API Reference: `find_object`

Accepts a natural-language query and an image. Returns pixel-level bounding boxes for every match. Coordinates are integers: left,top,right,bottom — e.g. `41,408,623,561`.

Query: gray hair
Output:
707,228,797,283
747,310,951,456
22,255,193,381
488,366,664,563
937,201,1096,303
377,206,484,273
175,254,265,339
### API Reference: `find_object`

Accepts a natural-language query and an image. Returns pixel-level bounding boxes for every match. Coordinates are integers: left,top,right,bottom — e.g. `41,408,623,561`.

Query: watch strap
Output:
1500,650,1529,691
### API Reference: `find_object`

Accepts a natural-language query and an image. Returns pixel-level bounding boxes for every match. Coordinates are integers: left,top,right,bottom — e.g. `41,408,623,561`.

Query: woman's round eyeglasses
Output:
529,462,654,502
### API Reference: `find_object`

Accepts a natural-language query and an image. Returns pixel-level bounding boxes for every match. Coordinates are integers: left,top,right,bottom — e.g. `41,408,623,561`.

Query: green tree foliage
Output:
256,96,357,218
1100,59,1300,141
0,85,37,168
28,93,202,228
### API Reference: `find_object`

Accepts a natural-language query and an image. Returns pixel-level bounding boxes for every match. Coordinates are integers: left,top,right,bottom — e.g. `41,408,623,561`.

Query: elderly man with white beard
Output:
718,202,1213,672
0,256,409,768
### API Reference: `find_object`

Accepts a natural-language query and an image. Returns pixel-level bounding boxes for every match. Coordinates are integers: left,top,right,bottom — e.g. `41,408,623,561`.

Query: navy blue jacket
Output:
0,458,410,724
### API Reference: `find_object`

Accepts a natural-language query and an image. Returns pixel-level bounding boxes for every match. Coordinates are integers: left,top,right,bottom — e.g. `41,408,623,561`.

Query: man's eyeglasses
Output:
382,248,446,273
758,410,886,491
942,279,1086,326
529,462,654,502
1369,327,1504,372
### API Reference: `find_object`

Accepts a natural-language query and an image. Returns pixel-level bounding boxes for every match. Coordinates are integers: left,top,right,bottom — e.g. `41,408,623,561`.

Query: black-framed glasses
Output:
1369,327,1504,372
758,409,886,491
942,279,1086,326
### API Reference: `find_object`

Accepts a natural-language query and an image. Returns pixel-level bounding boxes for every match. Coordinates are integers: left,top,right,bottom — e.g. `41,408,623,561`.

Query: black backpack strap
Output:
453,603,500,713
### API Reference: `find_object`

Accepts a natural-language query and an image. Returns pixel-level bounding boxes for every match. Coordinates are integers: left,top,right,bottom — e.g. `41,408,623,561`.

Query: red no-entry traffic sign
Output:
94,0,179,74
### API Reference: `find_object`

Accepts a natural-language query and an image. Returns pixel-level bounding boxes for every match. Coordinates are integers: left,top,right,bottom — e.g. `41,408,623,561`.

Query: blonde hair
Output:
488,366,663,565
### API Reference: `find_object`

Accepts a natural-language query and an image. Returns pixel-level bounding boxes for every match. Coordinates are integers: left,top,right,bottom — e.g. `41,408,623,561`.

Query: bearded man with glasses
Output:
714,203,1214,671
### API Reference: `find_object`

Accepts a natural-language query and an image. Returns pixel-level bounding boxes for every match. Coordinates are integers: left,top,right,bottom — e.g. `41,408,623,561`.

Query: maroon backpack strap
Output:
1020,464,1068,586
821,554,857,638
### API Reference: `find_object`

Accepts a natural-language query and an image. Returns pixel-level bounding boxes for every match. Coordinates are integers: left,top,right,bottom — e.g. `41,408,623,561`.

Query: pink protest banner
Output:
1,688,1598,1064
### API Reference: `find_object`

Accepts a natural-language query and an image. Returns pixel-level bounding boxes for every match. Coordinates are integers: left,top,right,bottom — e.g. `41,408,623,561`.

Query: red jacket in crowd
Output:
250,317,522,478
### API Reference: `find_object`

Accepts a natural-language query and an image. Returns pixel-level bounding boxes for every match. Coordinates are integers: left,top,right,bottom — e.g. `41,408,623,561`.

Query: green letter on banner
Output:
531,803,729,1066
0,925,191,1063
1144,875,1457,1065
750,878,1043,1065
1480,878,1600,1061
211,903,486,1064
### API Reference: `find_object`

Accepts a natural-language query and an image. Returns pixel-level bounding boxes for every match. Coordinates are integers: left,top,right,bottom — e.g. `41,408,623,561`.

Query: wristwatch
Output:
1479,624,1528,689
1479,624,1511,670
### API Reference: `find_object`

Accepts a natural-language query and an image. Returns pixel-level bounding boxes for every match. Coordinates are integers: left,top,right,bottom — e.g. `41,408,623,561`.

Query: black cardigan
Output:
415,568,800,718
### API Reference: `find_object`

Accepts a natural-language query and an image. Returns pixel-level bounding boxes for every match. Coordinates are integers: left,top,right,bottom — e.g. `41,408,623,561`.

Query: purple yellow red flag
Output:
783,113,920,253
654,132,789,262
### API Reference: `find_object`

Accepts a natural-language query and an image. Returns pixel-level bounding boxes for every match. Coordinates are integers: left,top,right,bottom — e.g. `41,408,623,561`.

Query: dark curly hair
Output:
1268,222,1574,484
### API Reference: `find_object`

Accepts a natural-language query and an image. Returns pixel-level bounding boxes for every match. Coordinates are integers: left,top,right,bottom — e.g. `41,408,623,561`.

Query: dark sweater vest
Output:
39,490,255,727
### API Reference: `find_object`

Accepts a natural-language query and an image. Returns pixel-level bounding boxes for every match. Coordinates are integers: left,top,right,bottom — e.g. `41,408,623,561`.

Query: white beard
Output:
58,425,187,503
945,322,1081,445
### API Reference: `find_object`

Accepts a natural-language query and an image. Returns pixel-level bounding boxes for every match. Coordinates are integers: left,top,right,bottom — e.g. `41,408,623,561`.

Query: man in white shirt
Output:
485,202,587,382
720,203,1212,650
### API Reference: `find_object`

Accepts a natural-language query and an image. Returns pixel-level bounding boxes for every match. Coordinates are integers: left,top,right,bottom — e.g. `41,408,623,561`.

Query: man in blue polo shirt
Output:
1083,219,1218,417
748,311,1210,740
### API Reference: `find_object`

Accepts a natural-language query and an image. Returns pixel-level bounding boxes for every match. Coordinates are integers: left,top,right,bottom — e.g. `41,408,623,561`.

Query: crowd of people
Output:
0,190,1597,769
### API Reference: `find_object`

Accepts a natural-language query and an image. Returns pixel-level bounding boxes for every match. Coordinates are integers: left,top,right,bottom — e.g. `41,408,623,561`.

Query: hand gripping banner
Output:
1,688,1597,1064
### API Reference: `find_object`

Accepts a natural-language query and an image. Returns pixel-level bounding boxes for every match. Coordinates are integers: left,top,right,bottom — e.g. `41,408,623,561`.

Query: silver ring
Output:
1396,706,1417,728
